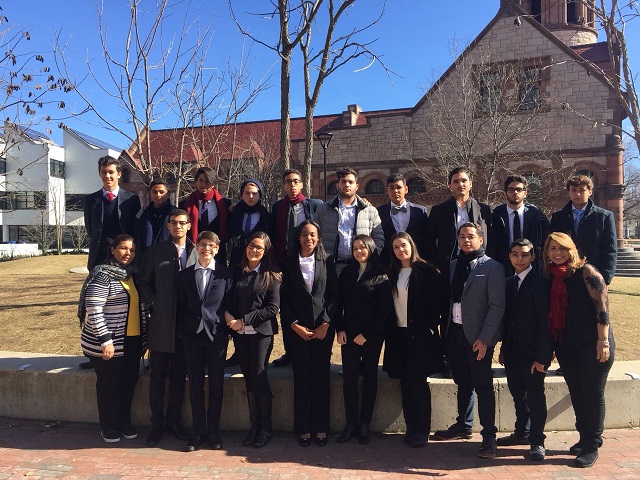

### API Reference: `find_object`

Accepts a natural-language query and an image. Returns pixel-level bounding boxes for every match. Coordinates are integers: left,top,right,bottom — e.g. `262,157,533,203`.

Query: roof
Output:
63,126,122,151
572,42,611,64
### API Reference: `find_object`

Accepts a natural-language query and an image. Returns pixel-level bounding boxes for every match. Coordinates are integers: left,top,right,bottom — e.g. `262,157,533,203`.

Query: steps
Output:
616,246,640,277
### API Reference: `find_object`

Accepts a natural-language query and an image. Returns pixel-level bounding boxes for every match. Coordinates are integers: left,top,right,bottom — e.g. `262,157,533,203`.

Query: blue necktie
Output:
573,209,584,234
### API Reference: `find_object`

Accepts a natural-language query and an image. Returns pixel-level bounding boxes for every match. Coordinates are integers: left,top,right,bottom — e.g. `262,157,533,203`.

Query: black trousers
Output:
555,339,615,451
90,335,143,433
446,324,496,438
182,331,228,437
341,336,383,426
397,328,431,437
503,349,547,445
291,326,335,435
148,341,187,428
280,316,293,357
234,333,274,398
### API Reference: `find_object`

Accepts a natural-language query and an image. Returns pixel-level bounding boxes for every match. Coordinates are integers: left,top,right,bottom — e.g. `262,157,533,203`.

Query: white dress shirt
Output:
200,199,219,221
451,258,479,325
507,205,525,244
299,254,315,294
194,259,216,340
393,267,412,328
337,199,357,261
390,201,411,233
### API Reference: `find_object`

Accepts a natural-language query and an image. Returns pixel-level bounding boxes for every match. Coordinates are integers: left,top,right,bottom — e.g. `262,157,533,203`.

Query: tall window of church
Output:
586,0,594,24
480,71,501,114
407,177,427,194
531,0,542,23
365,179,385,195
523,172,543,206
576,169,596,182
121,167,130,183
567,0,577,23
518,67,541,110
327,180,338,195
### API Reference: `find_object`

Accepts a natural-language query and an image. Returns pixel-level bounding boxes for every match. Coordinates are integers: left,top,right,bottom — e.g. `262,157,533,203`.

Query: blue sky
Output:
6,1,638,153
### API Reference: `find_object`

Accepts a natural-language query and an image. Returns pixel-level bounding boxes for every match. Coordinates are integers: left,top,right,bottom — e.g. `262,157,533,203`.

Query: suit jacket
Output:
140,239,194,352
492,203,550,275
550,199,617,284
377,201,429,265
501,270,552,366
84,188,141,269
447,255,505,347
226,267,281,336
280,253,340,329
383,262,445,379
226,202,271,267
176,262,232,341
270,197,322,263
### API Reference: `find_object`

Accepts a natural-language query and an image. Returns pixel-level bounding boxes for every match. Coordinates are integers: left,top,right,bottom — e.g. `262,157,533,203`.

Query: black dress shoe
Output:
575,449,599,468
478,437,497,458
298,436,311,447
410,435,428,448
336,425,355,443
79,361,94,370
146,426,163,446
272,353,292,368
315,435,328,446
358,423,370,445
184,435,206,452
165,423,189,441
209,433,223,450
569,442,583,455
496,432,530,446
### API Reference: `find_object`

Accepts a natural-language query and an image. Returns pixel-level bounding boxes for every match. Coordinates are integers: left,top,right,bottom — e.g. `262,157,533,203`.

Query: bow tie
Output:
391,205,407,215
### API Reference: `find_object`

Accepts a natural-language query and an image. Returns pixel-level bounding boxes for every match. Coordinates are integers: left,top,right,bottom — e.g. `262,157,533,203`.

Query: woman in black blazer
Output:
280,220,339,447
336,234,392,445
383,232,444,448
225,231,281,448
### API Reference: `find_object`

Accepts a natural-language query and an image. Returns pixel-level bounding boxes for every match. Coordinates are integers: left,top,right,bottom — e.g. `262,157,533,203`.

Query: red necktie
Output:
106,192,116,201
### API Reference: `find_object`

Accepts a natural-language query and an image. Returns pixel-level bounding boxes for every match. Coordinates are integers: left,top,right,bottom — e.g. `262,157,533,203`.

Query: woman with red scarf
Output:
179,167,231,264
544,232,614,469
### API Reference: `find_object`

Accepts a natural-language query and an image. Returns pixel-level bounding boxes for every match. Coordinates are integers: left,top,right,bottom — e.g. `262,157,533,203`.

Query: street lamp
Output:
316,131,333,201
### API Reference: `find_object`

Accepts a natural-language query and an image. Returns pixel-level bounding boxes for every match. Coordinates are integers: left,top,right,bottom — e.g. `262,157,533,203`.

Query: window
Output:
518,67,541,110
523,172,543,206
567,0,577,23
2,191,47,210
121,167,130,183
0,157,6,175
531,0,542,23
8,225,30,243
65,194,86,211
49,159,65,178
480,71,501,114
327,180,338,195
365,179,385,195
407,177,427,194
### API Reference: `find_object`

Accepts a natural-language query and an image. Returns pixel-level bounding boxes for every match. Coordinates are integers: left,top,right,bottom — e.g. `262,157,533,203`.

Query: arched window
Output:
523,172,543,206
576,169,596,183
365,179,385,195
407,177,427,194
121,167,130,183
327,180,338,195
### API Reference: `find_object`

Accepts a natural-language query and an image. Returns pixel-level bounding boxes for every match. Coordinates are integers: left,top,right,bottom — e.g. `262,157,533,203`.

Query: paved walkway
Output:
1,418,639,479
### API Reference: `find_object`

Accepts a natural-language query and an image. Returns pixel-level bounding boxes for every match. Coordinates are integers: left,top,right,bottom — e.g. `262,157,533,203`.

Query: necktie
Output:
287,204,297,254
512,274,520,297
201,200,209,226
106,192,115,202
573,209,584,234
513,211,522,242
244,213,252,237
391,205,407,215
198,268,208,300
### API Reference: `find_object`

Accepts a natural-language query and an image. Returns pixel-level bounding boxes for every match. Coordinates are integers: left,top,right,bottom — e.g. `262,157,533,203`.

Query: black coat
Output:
280,254,340,329
383,262,444,379
377,201,429,266
501,270,552,366
227,202,271,267
336,263,392,341
492,203,550,276
226,267,281,336
270,197,322,263
550,199,617,284
140,239,194,352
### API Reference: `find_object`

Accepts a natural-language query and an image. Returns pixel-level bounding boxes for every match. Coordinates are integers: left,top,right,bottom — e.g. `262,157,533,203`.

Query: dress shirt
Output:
393,267,411,328
337,199,357,261
289,202,305,229
573,204,586,233
174,242,187,271
194,259,216,340
102,186,120,199
514,265,532,290
507,205,525,244
451,257,479,325
242,212,260,235
390,201,410,233
455,200,470,231
201,199,219,221
299,254,315,294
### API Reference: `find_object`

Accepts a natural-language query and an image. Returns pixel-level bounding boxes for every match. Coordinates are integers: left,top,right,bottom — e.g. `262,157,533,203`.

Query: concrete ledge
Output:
1,351,639,433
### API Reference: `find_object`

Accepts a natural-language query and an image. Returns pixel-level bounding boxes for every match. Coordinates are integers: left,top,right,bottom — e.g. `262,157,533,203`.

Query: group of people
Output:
79,156,616,469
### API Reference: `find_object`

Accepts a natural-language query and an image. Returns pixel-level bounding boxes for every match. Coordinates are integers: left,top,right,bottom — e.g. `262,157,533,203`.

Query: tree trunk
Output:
303,111,314,196
280,55,291,169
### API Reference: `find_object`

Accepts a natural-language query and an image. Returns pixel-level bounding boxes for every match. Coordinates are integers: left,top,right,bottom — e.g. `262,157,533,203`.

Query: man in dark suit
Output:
270,168,321,367
176,230,231,452
433,222,505,459
140,209,193,446
84,155,141,271
550,174,617,285
377,173,429,265
493,175,550,276
138,179,174,254
497,239,552,462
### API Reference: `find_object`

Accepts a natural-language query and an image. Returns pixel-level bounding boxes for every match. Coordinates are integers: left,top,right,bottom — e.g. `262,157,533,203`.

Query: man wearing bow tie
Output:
377,173,429,266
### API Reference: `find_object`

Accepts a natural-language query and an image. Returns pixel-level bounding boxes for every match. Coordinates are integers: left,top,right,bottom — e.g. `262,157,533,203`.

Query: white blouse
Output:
393,267,412,328
299,254,315,293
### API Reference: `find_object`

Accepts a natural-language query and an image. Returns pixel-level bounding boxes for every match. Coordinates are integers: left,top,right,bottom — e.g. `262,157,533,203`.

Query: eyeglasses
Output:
506,187,526,193
169,221,189,227
284,179,302,185
197,243,218,250
247,243,265,252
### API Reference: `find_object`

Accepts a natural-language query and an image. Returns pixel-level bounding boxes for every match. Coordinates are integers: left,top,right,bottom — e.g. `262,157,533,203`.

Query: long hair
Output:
351,234,383,274
293,219,327,261
543,231,585,277
387,231,433,296
240,231,282,291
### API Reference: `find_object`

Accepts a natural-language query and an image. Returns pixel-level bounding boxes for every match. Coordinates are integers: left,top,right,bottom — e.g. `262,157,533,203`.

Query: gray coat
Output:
313,195,384,257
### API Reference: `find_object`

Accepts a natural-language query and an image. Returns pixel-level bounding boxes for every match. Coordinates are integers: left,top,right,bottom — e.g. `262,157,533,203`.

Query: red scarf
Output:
549,262,569,342
184,189,228,243
275,193,306,262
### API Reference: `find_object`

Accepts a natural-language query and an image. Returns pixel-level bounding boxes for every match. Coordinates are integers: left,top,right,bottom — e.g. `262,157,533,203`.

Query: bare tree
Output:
64,225,88,253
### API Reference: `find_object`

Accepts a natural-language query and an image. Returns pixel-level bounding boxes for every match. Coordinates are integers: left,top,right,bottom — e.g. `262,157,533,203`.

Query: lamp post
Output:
316,131,333,201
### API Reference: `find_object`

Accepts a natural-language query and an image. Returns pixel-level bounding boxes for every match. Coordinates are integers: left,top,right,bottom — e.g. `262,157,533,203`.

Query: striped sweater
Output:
81,271,149,358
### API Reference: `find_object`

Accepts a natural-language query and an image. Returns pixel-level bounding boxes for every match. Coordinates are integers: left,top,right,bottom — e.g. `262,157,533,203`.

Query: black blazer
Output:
501,270,552,366
492,203,550,275
383,262,444,379
84,188,141,269
270,197,322,263
550,199,617,284
226,268,281,336
280,253,340,329
176,262,231,340
336,263,392,341
377,201,429,265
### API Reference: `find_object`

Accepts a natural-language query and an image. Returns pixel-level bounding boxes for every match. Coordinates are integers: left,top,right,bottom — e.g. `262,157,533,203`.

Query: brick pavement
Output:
0,417,639,479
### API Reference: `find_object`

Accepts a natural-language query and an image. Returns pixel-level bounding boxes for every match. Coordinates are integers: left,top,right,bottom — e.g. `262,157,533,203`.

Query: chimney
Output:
342,104,362,127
